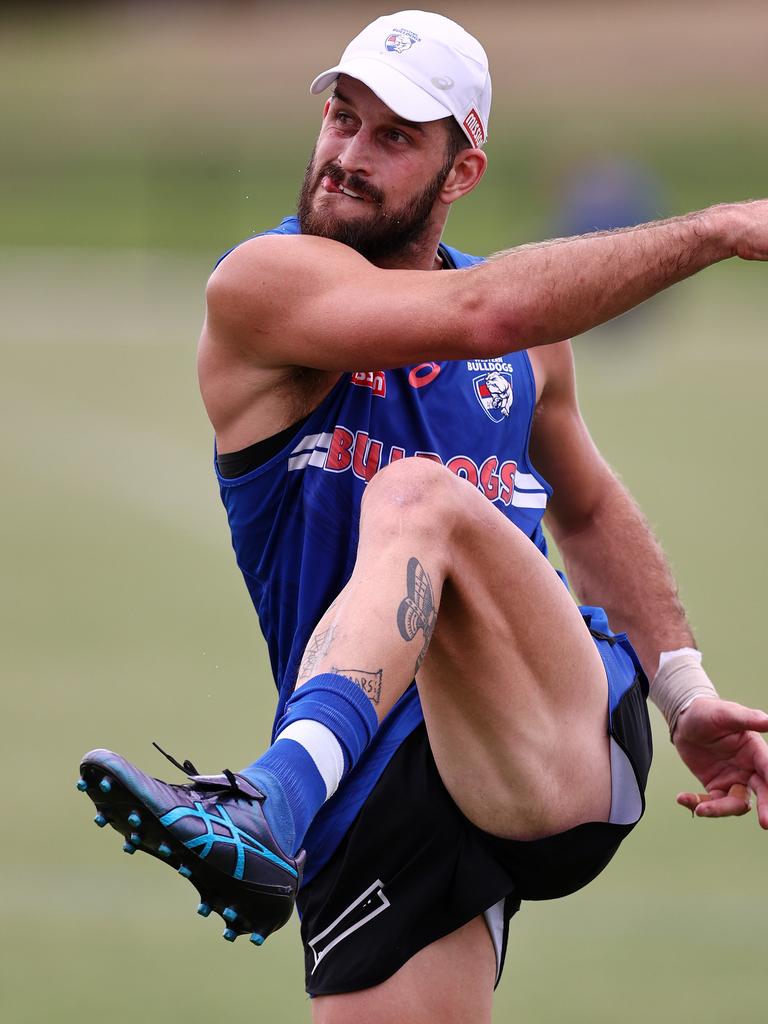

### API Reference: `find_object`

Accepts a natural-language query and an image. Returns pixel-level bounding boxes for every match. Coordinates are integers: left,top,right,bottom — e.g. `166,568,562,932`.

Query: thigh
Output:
417,479,612,839
311,916,495,1024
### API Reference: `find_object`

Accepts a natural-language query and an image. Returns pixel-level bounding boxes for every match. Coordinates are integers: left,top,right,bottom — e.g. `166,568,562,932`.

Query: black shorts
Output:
297,670,652,996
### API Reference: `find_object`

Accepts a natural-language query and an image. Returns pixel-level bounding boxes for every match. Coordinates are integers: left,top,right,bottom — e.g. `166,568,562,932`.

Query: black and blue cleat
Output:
78,746,304,946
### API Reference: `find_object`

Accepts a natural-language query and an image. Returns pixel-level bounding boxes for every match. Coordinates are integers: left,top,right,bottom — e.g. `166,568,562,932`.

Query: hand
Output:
672,697,768,828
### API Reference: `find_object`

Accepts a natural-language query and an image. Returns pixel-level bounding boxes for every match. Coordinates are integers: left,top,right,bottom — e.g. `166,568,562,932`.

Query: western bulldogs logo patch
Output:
385,28,420,53
473,370,513,421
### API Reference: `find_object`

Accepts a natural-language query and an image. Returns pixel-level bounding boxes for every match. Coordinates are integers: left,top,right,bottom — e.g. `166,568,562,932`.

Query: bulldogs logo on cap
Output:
385,28,420,53
473,371,513,422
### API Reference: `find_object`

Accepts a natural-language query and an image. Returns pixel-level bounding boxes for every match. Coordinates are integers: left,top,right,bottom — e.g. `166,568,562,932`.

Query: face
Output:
297,76,460,262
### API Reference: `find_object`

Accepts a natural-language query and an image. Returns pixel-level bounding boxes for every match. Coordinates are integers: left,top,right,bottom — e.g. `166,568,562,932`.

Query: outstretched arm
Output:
529,342,768,828
204,200,768,373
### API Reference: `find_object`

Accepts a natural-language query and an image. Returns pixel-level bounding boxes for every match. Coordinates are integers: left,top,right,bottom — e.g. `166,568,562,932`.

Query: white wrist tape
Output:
649,648,718,739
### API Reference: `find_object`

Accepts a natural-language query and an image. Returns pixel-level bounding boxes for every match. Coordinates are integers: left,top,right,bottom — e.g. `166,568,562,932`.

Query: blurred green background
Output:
2,2,766,1022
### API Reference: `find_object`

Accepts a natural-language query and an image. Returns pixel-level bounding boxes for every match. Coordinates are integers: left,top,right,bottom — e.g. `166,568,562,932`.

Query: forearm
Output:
467,203,746,348
553,478,694,678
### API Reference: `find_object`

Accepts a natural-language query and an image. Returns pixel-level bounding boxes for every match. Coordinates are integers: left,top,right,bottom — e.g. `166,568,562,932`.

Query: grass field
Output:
2,3,767,1022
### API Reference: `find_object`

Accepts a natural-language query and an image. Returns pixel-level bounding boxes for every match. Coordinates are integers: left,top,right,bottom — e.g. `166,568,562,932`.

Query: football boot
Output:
77,744,304,945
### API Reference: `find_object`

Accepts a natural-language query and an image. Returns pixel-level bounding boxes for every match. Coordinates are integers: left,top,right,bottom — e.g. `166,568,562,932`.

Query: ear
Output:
440,149,488,205
322,98,332,121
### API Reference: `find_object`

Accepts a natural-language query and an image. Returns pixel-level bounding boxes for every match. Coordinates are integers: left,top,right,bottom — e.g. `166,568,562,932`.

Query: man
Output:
78,12,768,1022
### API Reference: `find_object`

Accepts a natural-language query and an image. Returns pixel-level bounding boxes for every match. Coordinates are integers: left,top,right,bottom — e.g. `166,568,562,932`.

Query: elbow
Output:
455,274,525,356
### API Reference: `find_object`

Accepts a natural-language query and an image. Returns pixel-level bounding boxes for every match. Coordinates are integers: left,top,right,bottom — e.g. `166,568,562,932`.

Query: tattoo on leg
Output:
396,557,437,675
330,667,383,705
297,624,337,683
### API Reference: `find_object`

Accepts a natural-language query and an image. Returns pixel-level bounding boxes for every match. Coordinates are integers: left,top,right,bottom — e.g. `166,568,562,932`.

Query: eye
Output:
385,129,410,145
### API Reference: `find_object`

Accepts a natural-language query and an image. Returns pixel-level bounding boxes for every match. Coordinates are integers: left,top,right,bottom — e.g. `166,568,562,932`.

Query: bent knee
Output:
362,458,474,537
365,456,454,502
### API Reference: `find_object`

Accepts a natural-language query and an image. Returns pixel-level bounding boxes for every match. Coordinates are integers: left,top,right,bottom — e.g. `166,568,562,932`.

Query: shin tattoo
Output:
397,557,438,675
330,667,384,705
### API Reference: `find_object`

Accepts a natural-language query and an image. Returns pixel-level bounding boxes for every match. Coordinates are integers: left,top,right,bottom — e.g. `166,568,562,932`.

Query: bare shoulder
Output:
528,339,577,409
199,234,352,448
205,233,376,366
210,231,371,293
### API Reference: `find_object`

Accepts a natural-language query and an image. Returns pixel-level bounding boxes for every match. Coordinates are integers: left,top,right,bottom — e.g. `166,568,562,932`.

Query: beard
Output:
296,146,454,262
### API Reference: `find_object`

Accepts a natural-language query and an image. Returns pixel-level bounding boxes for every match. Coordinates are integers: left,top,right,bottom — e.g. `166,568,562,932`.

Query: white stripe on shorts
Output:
608,736,643,825
483,898,506,984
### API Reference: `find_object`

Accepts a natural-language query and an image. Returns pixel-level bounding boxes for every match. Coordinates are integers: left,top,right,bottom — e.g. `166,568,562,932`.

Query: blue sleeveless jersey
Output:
216,217,557,883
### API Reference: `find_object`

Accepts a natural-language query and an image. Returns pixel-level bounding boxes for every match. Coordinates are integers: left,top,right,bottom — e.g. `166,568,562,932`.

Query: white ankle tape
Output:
649,649,718,740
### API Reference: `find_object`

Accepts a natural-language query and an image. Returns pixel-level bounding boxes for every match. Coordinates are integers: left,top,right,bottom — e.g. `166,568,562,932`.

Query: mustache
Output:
317,162,385,206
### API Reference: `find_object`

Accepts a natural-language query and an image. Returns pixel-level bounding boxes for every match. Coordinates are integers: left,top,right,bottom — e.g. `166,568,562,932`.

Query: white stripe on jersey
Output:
511,490,548,509
289,432,333,472
512,471,545,491
291,432,333,455
288,448,329,471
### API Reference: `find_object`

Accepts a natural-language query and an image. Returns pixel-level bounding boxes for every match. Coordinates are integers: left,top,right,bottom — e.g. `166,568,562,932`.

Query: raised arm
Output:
204,200,768,373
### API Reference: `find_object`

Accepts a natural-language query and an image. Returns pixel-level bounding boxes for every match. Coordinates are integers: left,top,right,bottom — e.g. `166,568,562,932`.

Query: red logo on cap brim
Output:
463,109,485,147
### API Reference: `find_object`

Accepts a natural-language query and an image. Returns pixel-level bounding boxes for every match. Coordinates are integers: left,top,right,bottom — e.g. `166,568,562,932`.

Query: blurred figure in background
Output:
556,157,665,238
553,155,667,339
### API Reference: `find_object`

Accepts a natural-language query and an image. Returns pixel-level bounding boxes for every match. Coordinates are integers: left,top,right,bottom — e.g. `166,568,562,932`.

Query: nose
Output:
337,128,374,177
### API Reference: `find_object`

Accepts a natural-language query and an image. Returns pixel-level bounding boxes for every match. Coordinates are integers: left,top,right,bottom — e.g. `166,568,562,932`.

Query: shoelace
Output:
153,741,199,776
152,741,241,793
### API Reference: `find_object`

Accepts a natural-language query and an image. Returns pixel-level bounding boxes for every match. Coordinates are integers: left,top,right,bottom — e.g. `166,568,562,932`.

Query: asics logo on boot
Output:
159,802,298,881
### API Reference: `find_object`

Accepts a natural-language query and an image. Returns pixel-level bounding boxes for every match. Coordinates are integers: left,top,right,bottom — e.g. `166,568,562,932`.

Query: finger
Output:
692,784,752,819
676,790,725,814
676,787,751,817
677,789,726,806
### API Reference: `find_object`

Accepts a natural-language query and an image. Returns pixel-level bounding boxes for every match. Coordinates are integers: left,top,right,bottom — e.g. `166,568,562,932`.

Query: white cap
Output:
310,10,492,148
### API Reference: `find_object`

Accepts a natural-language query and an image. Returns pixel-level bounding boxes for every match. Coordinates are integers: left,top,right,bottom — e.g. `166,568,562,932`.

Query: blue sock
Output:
239,673,379,856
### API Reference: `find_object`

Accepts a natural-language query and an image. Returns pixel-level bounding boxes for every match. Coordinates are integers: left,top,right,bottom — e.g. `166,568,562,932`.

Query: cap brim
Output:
310,56,451,124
